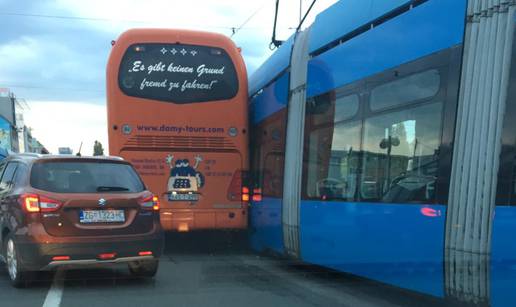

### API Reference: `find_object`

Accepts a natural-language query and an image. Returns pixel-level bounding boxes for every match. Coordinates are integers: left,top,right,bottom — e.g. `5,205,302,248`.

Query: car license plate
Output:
79,210,125,223
168,193,199,201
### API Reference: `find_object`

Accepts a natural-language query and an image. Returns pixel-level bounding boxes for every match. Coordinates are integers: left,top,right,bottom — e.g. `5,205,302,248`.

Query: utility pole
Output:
299,0,302,24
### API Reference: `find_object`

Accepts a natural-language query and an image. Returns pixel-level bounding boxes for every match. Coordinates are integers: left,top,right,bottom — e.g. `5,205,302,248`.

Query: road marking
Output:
42,269,65,307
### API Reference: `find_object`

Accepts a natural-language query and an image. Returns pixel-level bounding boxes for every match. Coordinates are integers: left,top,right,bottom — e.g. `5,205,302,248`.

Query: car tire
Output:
128,259,159,278
4,234,31,288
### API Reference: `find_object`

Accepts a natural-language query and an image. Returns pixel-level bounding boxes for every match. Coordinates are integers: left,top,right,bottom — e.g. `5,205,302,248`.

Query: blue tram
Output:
248,0,516,305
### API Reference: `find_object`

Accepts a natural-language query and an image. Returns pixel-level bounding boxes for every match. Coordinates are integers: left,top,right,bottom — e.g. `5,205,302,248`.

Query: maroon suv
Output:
0,154,163,287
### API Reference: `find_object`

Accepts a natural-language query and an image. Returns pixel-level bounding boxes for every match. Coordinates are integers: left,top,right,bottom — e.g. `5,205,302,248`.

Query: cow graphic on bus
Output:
165,154,205,201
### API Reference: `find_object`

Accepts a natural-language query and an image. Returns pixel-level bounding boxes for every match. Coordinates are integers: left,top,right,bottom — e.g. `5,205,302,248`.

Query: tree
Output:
93,140,104,156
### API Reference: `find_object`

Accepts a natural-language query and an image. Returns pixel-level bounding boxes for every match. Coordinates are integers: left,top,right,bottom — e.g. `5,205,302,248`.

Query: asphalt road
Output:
0,232,447,307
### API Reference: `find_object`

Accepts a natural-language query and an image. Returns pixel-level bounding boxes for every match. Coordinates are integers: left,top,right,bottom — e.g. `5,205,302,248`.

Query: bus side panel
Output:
249,73,290,255
300,201,446,297
306,0,467,98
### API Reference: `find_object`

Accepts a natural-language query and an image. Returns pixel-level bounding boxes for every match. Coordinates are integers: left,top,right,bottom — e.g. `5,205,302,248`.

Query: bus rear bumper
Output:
160,208,247,231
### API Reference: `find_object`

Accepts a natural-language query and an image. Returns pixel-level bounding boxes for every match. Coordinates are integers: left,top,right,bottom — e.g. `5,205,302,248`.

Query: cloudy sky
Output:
0,0,337,154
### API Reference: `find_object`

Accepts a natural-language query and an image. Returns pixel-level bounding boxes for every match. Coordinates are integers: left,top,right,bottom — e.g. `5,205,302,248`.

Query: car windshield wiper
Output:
96,186,130,192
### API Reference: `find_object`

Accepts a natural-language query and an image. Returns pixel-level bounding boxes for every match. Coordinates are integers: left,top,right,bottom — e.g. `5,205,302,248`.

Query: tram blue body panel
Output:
250,197,284,254
308,0,412,54
249,0,468,298
248,36,293,97
249,71,289,254
249,72,289,125
299,201,446,297
490,206,516,307
307,0,467,98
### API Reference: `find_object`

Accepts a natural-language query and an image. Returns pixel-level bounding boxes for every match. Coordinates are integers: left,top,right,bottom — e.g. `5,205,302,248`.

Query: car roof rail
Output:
106,156,125,161
16,153,42,158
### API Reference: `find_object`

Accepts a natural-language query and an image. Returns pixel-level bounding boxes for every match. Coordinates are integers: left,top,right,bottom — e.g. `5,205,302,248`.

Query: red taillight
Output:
98,253,116,260
22,194,40,212
139,194,159,211
241,187,250,202
252,188,262,202
139,251,153,256
152,196,160,211
20,194,62,213
52,256,70,261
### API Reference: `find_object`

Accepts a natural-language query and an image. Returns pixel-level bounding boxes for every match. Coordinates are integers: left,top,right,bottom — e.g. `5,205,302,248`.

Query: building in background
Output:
58,147,73,155
1,88,47,154
0,88,19,152
31,138,49,154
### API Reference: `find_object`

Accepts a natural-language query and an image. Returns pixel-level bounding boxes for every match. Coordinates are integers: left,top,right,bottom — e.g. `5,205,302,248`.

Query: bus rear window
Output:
118,43,239,103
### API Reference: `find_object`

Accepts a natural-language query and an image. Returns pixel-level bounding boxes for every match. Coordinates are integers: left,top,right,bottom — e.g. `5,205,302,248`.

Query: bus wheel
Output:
128,260,159,278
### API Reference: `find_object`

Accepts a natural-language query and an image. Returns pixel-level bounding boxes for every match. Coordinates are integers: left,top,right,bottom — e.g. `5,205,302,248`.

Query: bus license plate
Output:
168,194,199,201
79,210,125,223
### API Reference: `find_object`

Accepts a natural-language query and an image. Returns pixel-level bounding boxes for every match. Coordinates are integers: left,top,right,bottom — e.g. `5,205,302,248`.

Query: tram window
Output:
370,69,440,111
360,102,442,203
263,153,285,197
307,93,359,125
335,94,360,122
305,120,361,201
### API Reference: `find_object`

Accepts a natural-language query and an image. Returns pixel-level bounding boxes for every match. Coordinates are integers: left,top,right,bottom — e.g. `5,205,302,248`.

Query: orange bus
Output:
106,29,249,232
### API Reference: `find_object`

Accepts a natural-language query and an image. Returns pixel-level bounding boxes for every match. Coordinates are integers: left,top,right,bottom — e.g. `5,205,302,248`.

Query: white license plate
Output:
79,210,125,223
168,193,199,201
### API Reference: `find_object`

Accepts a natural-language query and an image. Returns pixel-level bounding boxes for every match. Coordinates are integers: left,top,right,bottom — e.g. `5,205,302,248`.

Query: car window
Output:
0,163,6,180
30,161,145,193
0,162,18,192
13,164,28,188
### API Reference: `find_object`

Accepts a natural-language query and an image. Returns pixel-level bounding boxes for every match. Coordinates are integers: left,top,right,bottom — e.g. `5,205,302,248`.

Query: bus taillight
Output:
227,170,250,203
242,187,250,202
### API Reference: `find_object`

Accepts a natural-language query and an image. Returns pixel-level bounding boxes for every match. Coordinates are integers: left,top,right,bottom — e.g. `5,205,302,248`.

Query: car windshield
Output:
30,161,144,193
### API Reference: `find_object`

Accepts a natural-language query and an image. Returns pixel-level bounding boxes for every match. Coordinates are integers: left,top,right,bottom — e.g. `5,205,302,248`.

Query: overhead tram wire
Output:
230,3,267,38
0,11,249,31
1,83,104,93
